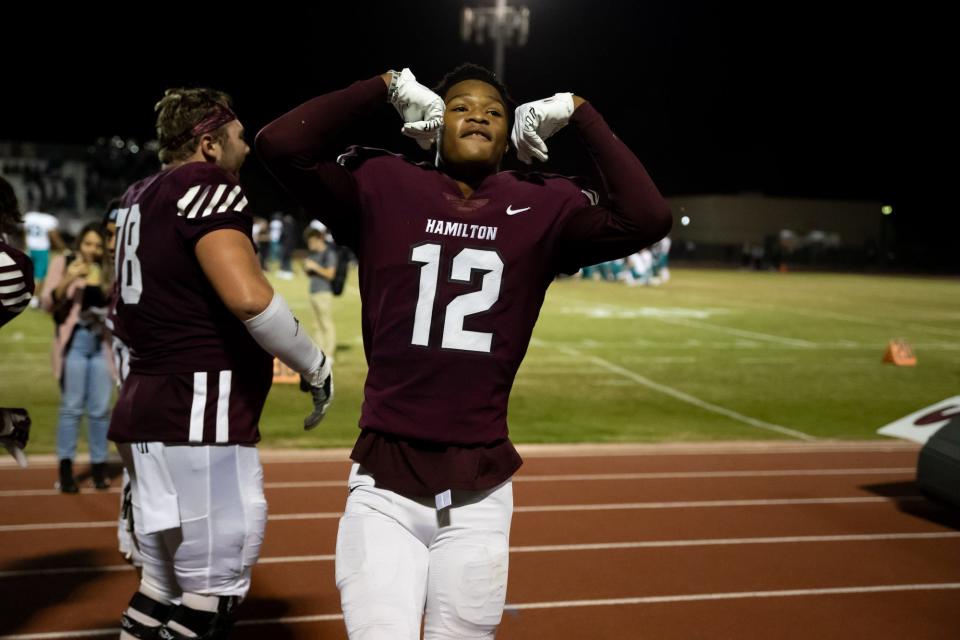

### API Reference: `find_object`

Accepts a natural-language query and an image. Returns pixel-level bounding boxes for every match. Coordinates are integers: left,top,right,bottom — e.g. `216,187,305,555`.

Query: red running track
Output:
1,441,957,639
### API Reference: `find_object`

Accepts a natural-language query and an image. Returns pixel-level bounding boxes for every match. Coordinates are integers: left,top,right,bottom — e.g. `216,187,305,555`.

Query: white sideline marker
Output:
877,396,960,445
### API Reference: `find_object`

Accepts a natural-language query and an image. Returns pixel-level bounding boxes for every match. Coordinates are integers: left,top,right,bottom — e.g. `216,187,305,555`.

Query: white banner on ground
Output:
877,396,960,445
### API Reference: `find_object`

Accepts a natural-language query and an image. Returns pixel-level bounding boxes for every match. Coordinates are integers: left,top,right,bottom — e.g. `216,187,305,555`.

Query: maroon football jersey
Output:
338,147,595,446
108,162,272,444
0,240,34,328
257,77,671,493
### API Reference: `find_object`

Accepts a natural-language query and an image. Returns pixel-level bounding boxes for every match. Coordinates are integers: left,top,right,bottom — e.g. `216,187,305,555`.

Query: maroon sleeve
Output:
552,103,672,273
255,76,389,251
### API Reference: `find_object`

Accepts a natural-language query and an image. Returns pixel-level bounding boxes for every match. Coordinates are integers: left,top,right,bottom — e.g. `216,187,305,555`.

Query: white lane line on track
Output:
5,583,960,638
0,467,916,497
503,582,960,611
0,495,927,533
3,532,957,579
514,442,918,456
511,468,915,482
0,440,920,469
514,496,926,513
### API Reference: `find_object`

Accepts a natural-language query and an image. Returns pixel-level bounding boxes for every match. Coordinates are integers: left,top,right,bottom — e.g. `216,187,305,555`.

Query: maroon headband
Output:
163,104,237,151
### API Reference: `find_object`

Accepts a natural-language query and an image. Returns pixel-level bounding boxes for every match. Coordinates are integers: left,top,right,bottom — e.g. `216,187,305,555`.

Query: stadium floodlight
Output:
881,205,893,216
461,0,530,80
681,215,690,226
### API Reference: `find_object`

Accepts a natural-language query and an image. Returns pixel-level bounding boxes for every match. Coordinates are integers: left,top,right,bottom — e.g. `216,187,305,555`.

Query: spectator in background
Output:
600,259,624,281
252,216,265,267
253,215,271,269
23,209,65,307
269,212,283,270
740,241,752,269
278,213,297,279
621,248,653,286
750,243,765,270
580,262,599,280
41,222,115,493
650,235,671,285
581,258,623,281
303,226,338,361
310,217,353,297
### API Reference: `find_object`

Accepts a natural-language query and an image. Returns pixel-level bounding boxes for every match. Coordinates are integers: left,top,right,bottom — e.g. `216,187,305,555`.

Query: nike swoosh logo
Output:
506,206,531,216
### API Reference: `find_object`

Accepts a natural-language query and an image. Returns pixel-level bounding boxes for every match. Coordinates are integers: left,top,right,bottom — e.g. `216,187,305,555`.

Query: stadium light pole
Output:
460,0,530,81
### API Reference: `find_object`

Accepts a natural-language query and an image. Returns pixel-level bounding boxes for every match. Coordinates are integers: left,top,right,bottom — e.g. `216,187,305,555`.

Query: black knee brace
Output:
120,591,173,639
158,596,240,640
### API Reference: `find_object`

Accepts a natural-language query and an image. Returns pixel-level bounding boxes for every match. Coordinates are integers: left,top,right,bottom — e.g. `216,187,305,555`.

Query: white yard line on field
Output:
540,340,815,441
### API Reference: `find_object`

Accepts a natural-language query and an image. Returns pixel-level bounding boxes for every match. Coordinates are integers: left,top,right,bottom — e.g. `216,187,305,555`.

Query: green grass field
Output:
2,266,958,454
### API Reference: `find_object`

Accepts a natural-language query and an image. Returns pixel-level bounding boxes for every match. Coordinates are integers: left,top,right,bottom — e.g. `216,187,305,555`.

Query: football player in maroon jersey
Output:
258,64,671,639
110,88,332,640
0,176,33,328
0,176,34,466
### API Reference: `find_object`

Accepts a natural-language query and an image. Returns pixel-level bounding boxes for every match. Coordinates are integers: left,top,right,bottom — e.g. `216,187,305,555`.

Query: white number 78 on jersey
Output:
115,205,143,304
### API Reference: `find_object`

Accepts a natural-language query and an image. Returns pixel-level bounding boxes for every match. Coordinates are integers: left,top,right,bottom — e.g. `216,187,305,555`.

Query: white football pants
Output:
336,464,513,639
118,442,267,602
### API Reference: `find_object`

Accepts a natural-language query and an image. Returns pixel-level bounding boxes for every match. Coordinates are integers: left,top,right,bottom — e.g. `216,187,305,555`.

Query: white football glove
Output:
511,93,575,164
300,355,333,431
243,293,334,430
388,68,445,150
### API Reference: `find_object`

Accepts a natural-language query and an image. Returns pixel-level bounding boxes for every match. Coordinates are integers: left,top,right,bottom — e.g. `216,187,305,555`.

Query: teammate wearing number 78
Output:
108,88,333,639
257,64,671,639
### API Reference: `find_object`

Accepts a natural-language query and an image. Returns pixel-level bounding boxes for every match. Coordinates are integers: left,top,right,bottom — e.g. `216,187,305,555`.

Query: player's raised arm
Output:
256,75,388,165
255,70,445,244
254,76,388,241
513,93,673,270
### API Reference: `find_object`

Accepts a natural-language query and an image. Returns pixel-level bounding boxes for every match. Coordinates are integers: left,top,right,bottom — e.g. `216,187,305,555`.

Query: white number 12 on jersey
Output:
410,243,503,353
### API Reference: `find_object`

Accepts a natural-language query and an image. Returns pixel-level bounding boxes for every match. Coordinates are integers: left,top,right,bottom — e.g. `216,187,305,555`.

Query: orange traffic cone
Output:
882,339,917,366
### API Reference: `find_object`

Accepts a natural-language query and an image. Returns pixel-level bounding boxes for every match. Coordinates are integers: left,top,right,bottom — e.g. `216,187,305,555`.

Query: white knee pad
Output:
137,540,182,605
425,533,509,639
425,480,513,639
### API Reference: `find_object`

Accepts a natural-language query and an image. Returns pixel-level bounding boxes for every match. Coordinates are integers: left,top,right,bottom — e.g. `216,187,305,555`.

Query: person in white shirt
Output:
23,210,65,306
268,213,283,270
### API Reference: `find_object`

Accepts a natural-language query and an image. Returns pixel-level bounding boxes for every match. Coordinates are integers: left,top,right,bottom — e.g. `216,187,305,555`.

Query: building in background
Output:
668,194,890,269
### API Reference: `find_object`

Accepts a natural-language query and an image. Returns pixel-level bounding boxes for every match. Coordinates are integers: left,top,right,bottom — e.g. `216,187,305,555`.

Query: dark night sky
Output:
2,2,951,264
